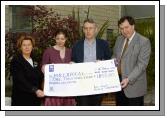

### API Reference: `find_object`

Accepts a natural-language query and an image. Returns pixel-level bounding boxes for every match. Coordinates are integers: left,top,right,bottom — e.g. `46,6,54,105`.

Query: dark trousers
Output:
115,90,144,106
76,94,103,106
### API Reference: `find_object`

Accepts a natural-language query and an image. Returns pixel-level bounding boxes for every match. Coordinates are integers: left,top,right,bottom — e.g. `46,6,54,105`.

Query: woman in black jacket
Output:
10,34,44,106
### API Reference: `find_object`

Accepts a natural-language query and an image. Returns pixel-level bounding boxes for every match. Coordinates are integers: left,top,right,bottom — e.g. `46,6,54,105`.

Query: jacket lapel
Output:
96,39,100,59
80,40,84,62
123,33,138,57
118,38,125,58
18,54,35,70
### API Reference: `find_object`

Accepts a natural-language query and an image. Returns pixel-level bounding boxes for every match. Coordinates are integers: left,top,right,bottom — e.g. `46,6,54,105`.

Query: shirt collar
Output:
84,38,96,45
127,31,136,43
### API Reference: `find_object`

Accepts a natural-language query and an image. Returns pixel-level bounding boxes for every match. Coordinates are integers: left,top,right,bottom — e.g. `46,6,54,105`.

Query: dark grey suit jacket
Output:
113,32,151,98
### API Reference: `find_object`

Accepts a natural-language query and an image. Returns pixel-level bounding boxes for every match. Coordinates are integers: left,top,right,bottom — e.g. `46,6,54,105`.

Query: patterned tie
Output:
117,38,129,75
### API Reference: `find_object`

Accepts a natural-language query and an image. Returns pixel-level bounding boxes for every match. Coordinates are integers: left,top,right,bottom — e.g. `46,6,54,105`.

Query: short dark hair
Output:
54,29,68,38
118,16,135,26
83,18,96,25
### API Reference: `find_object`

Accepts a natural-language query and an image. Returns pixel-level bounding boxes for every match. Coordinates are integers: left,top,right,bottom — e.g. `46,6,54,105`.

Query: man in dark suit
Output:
113,16,151,106
71,19,111,106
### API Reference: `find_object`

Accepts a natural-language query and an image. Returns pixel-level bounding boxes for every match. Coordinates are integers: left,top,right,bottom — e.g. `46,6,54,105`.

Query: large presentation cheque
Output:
44,59,121,96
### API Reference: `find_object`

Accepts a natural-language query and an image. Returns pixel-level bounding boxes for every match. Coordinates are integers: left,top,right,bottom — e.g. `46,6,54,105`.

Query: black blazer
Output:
71,39,111,63
10,53,43,105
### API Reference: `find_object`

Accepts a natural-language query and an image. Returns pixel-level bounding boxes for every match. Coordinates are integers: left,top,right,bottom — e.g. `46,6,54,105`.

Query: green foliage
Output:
97,19,110,39
135,18,155,90
86,6,90,20
107,32,119,53
72,7,83,39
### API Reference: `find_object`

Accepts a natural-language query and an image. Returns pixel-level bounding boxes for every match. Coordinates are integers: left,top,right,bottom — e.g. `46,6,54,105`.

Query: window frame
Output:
10,5,32,33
